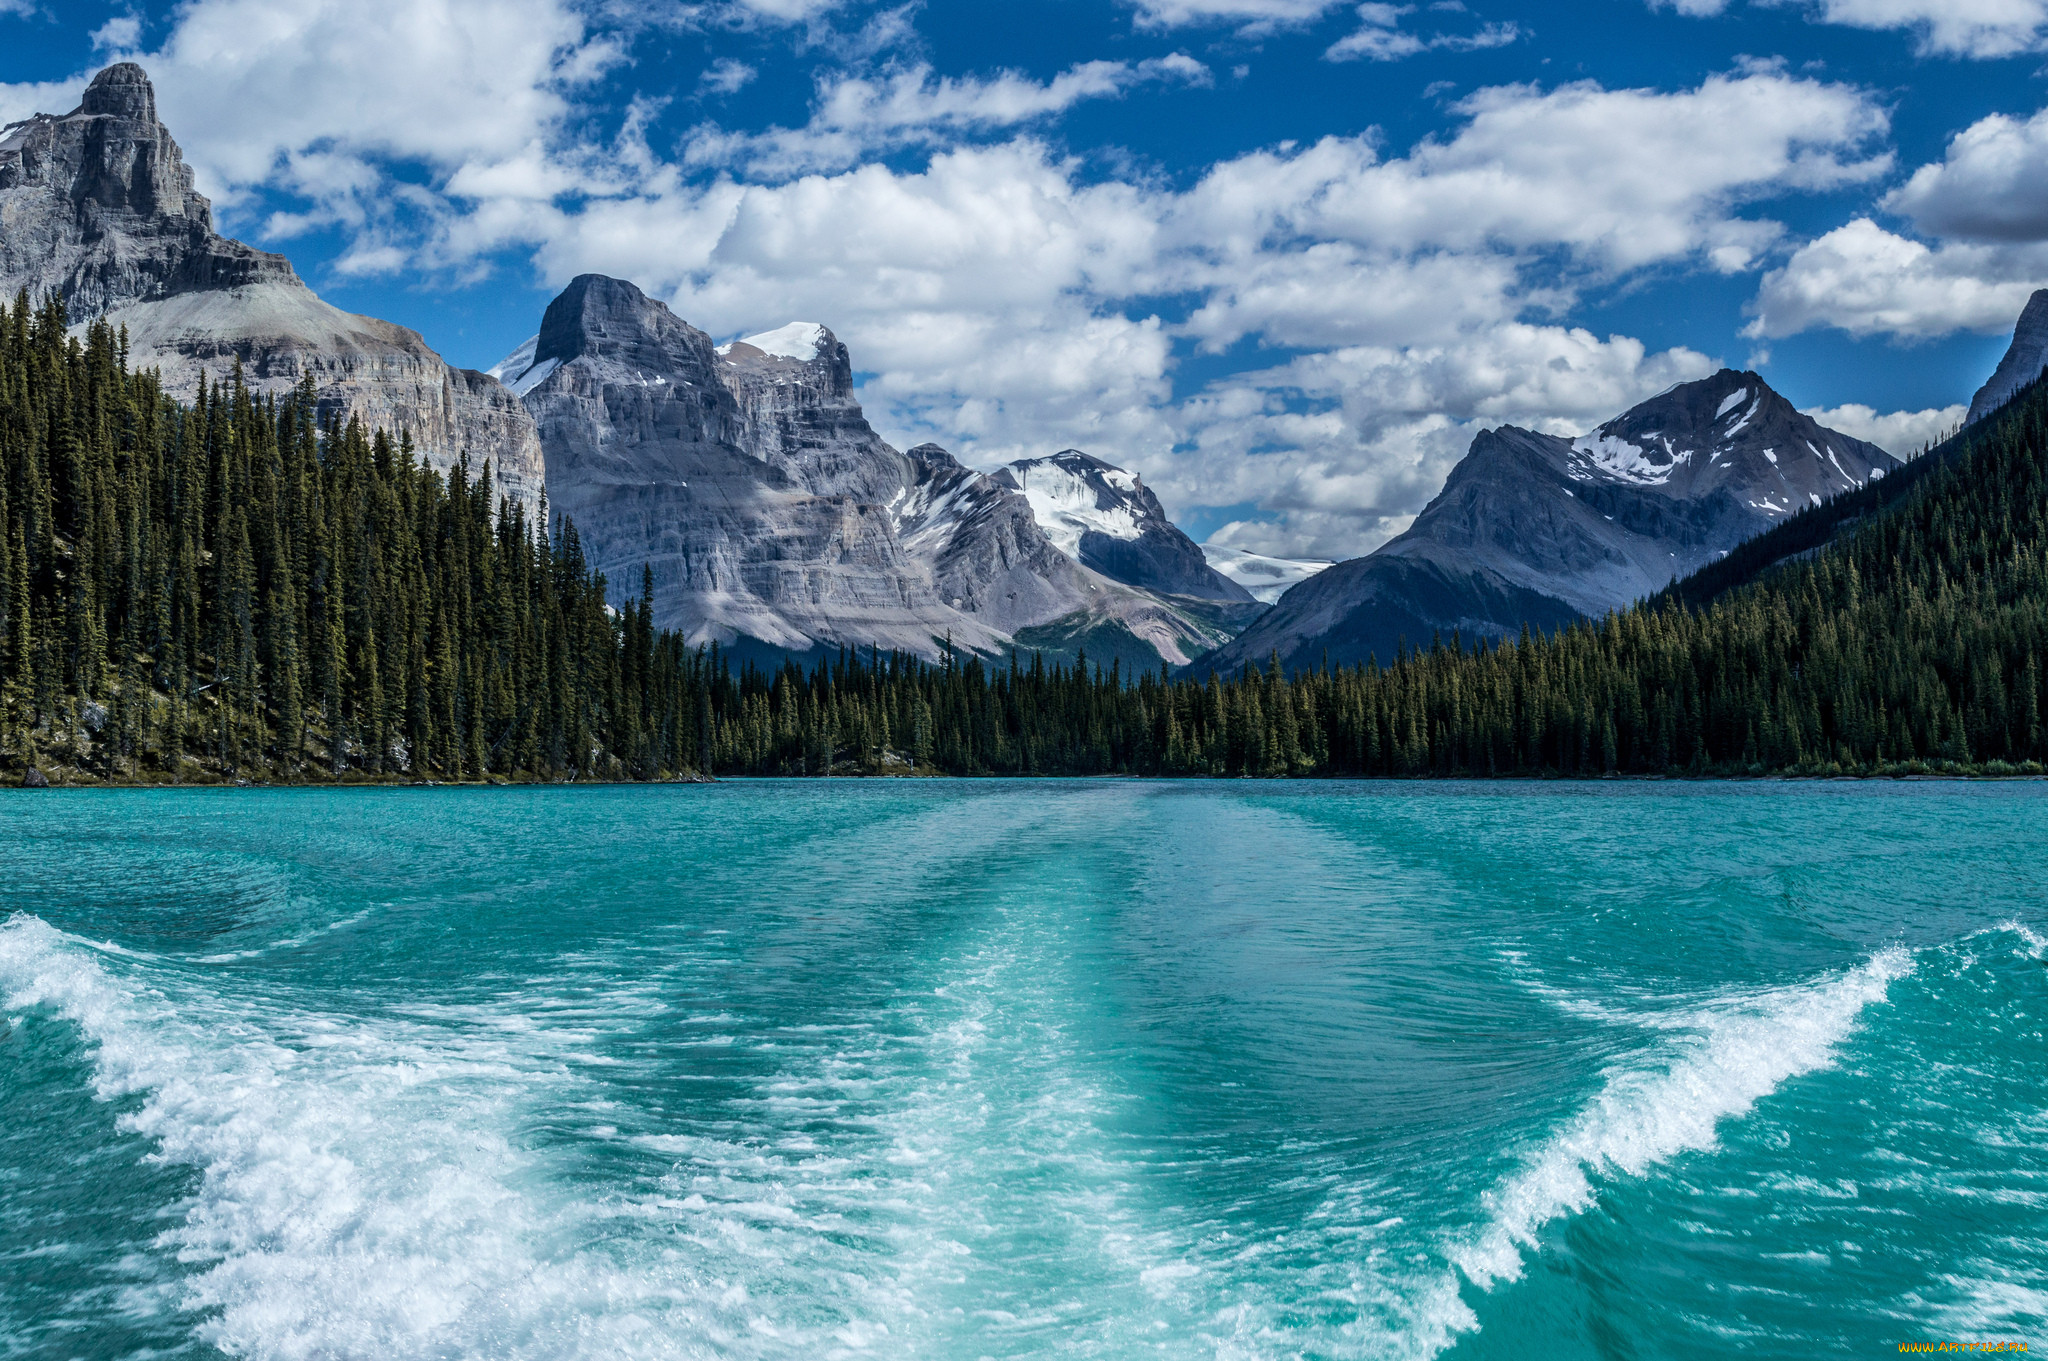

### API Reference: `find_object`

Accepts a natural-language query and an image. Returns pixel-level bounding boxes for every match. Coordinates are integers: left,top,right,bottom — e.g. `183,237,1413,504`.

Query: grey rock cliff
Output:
1968,289,2048,426
1200,370,1902,673
0,63,543,518
509,275,990,654
500,276,1235,663
718,324,916,505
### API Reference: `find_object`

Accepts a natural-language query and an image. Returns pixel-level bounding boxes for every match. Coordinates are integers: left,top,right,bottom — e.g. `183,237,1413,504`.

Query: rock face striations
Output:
1200,370,1902,673
494,275,1235,664
1968,289,2048,426
501,275,998,656
0,63,544,517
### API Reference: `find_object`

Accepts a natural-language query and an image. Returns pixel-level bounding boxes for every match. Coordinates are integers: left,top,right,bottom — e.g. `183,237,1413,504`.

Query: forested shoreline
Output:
3,289,2045,785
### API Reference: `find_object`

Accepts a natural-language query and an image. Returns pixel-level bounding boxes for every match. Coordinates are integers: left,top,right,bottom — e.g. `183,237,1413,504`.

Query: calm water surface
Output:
1,780,2043,1359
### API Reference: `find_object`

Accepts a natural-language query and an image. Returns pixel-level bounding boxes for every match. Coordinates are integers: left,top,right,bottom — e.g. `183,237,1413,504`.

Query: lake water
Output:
1,781,2043,1359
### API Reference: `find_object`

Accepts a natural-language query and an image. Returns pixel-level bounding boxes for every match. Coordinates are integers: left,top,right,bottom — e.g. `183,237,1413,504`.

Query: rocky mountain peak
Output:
534,274,718,379
1565,368,1894,513
0,61,300,317
80,62,157,122
0,62,544,520
718,322,854,399
1968,289,2048,425
1199,367,1903,675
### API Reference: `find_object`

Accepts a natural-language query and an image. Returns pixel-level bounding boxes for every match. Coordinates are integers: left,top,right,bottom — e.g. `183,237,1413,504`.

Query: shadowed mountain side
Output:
1188,555,1582,674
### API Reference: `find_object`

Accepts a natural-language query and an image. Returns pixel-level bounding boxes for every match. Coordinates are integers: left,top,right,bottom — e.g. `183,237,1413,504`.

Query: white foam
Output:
0,914,705,1359
1448,948,1912,1304
1997,919,2048,959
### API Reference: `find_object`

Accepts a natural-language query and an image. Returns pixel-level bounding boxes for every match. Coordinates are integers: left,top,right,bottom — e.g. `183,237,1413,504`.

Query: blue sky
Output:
5,0,2047,556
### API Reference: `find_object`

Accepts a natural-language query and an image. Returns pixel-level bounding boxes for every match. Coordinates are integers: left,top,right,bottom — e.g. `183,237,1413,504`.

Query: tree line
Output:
3,287,2043,783
0,293,715,782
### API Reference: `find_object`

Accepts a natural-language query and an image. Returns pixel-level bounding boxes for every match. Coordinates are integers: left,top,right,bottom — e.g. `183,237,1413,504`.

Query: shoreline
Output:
10,766,2044,789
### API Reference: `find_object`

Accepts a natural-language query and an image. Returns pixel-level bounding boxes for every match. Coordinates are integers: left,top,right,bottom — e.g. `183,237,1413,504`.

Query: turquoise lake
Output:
1,781,2044,1358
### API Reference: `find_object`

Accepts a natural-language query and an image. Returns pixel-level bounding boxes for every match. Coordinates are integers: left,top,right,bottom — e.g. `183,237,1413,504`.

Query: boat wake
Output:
1399,945,1917,1356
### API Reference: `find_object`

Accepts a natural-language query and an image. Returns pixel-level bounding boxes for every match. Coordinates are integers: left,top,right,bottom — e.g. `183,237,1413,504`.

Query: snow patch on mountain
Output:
486,334,560,397
1570,431,1680,485
1202,546,1332,604
1006,455,1144,559
719,322,828,362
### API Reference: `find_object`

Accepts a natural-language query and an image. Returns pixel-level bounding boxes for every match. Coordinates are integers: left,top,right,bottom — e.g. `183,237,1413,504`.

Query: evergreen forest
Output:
2,289,2044,784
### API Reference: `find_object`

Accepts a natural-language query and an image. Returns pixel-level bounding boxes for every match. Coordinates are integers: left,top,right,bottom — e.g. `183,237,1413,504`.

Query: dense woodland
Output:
2,289,2044,783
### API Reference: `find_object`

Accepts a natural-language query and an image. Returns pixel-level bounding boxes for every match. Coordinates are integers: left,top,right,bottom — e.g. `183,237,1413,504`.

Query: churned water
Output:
0,781,2043,1359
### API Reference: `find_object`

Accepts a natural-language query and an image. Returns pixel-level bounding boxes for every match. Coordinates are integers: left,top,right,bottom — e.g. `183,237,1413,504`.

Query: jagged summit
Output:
1968,289,2048,426
0,62,297,318
79,61,156,121
531,274,713,378
1198,368,1901,674
1001,450,1252,602
1571,369,1893,511
0,63,544,516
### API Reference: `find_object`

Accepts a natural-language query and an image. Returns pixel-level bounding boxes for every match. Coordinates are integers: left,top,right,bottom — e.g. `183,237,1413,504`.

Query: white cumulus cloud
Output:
1801,403,1968,456
1746,218,2045,338
1649,0,2048,58
686,56,1212,176
1806,0,2048,59
1127,0,1350,31
1886,107,2048,243
1324,3,1520,61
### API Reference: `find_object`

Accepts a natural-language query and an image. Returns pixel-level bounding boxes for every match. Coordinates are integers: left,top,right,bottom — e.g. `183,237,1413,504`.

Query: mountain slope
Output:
1196,369,1900,673
1967,288,2048,426
0,63,544,517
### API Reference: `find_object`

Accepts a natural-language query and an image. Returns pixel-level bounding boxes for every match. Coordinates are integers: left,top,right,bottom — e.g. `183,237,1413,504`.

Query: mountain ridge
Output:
1195,369,1900,674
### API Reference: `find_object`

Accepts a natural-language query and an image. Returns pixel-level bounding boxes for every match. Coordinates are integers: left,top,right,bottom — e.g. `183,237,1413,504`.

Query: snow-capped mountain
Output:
999,451,1252,602
496,278,1239,664
1200,547,1333,605
1199,369,1902,674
